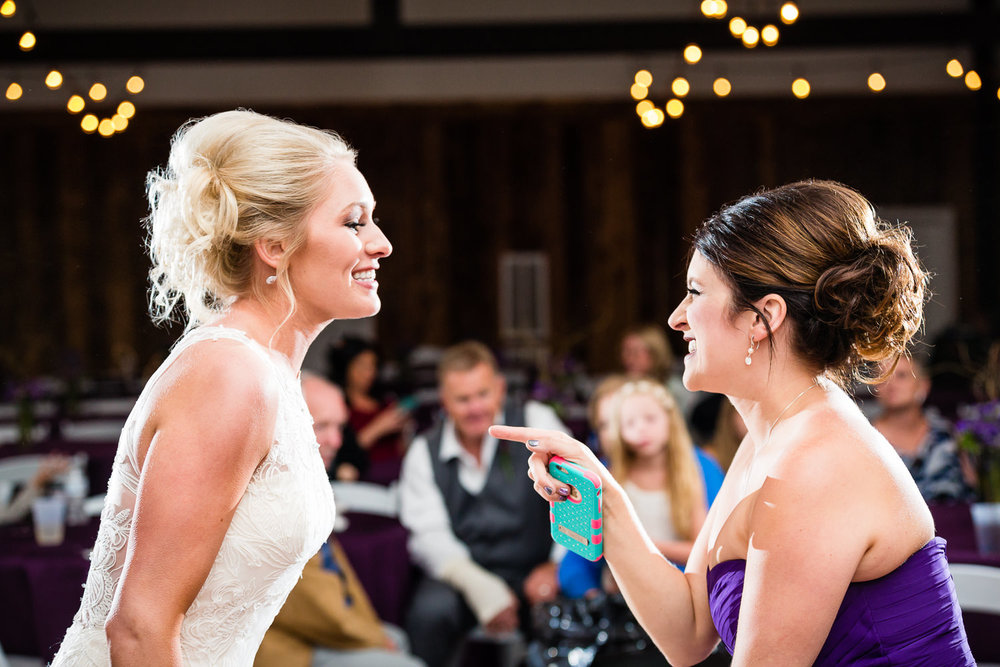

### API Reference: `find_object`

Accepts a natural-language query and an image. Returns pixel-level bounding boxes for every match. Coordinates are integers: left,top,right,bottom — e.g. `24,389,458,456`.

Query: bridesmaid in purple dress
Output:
493,181,974,666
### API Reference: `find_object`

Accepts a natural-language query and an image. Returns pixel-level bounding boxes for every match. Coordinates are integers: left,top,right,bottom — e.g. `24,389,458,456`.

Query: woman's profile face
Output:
618,393,670,460
668,251,747,394
287,160,392,324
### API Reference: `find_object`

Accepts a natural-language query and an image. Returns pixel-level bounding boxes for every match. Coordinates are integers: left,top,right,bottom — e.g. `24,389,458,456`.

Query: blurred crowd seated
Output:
1,322,999,666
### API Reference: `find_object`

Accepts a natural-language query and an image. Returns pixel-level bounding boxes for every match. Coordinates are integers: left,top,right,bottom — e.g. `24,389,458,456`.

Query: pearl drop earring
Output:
265,275,277,285
745,335,757,366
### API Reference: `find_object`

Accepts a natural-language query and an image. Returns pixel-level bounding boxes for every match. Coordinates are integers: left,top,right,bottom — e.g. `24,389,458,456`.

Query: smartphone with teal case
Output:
548,456,603,561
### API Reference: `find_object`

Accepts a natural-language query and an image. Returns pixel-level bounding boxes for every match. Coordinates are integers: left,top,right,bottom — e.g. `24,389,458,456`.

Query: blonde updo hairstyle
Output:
606,380,704,540
693,180,928,387
146,109,357,328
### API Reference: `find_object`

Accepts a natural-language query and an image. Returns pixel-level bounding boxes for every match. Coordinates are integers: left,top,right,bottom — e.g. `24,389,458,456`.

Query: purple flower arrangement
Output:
956,399,1000,502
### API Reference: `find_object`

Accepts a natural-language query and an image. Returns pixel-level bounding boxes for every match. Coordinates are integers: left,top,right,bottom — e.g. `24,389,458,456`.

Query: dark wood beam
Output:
0,12,985,65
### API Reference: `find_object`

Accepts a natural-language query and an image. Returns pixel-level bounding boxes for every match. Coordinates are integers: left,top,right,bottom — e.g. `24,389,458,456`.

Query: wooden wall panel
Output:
0,96,992,383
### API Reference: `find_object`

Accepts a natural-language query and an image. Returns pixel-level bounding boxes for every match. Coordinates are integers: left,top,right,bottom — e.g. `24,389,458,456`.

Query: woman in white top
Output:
52,109,392,666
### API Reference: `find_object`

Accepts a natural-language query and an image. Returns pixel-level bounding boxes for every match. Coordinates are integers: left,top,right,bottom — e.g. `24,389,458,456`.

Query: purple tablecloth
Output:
0,519,97,662
337,511,413,626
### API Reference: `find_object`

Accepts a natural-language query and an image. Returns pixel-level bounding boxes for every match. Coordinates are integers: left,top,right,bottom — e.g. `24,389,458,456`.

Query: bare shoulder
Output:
765,396,933,577
138,338,281,468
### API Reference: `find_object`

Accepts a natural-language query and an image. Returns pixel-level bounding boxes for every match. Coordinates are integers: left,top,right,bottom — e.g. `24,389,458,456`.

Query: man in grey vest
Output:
399,341,569,666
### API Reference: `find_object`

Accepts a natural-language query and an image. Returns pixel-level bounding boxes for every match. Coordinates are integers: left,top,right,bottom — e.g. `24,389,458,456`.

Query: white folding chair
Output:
330,481,400,518
950,562,1000,666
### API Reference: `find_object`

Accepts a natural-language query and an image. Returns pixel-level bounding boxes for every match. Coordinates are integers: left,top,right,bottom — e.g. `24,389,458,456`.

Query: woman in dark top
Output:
493,181,973,666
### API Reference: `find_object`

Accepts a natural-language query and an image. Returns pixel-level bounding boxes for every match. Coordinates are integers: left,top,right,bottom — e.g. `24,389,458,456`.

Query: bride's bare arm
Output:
105,343,278,666
489,425,720,666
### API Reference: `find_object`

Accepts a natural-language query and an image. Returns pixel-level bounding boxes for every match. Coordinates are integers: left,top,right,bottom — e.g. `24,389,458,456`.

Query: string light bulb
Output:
683,44,703,64
700,0,727,19
741,26,760,48
665,99,685,119
88,82,107,101
0,1,15,17
111,114,128,132
867,72,886,92
117,100,135,119
634,70,652,87
946,59,964,78
780,2,799,25
641,107,665,128
80,114,98,133
635,100,654,116
67,94,85,113
45,70,63,89
965,70,982,91
126,75,145,94
713,77,732,97
18,30,35,51
761,25,780,47
792,77,811,99
98,118,115,137
671,77,690,97
5,82,22,100
729,17,747,37
630,83,649,100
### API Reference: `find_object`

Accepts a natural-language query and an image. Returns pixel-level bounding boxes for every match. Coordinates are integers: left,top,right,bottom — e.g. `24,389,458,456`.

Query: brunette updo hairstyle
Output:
693,180,928,386
145,109,357,327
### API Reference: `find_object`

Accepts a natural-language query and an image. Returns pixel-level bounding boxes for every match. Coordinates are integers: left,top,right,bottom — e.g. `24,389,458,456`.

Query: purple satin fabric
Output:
706,537,975,665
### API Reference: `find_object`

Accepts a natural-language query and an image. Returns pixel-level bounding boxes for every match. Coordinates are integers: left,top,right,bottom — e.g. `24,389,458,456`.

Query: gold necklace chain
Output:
743,380,820,492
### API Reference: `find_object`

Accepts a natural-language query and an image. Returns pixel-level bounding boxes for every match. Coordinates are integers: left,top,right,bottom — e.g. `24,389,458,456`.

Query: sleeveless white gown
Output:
51,326,336,666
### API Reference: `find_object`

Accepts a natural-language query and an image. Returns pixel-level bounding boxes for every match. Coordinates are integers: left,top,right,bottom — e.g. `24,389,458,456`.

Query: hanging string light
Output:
683,44,703,65
713,77,732,97
792,77,811,99
729,17,747,37
946,59,964,78
641,107,665,128
45,70,63,89
741,26,760,48
867,72,886,92
761,25,780,47
671,77,691,97
80,114,98,133
126,75,145,94
635,99,654,117
965,70,982,91
780,3,799,25
665,99,685,118
66,94,85,113
88,82,107,101
117,100,135,119
0,1,15,17
18,30,34,51
5,81,22,100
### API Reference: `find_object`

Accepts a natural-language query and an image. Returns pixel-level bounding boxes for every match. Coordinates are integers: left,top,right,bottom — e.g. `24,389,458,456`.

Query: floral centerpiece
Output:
956,399,1000,503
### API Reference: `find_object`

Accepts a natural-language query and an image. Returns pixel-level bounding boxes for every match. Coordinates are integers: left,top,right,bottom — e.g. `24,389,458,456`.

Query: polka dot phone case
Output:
549,456,603,561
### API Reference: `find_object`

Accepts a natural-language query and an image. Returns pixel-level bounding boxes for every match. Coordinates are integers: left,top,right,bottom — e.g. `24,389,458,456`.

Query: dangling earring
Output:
745,334,758,366
265,275,277,285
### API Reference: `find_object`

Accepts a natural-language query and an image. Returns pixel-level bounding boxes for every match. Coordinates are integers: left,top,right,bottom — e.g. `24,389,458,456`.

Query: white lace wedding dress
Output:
51,326,336,666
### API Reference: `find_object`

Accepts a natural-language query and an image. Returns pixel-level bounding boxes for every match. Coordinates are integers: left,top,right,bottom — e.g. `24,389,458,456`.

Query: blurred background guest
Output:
0,453,70,525
302,372,368,482
399,341,567,667
620,323,701,418
872,355,974,502
257,372,423,667
329,337,412,485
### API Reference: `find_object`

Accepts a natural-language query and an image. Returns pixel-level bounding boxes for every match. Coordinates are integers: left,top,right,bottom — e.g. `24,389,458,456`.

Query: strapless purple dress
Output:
706,537,974,665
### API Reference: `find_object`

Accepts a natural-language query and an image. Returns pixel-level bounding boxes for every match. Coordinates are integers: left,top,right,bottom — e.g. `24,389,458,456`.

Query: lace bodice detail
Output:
52,326,335,666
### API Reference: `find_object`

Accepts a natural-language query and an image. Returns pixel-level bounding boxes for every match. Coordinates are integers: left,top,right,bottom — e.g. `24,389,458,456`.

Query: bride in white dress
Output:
52,109,392,666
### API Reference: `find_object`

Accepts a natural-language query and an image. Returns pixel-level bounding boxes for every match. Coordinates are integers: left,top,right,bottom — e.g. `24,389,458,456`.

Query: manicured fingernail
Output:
527,439,540,447
557,487,570,496
544,486,553,494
